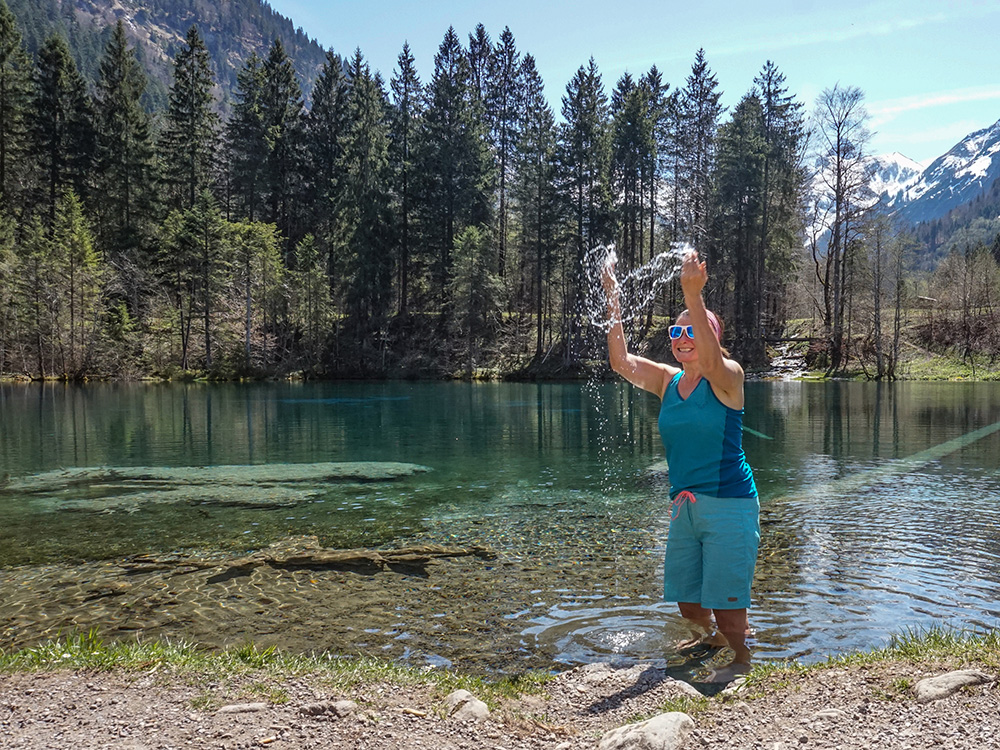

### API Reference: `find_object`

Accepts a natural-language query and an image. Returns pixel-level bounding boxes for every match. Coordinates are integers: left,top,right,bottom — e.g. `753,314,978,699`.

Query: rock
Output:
216,702,268,714
809,708,847,722
298,699,357,717
443,689,490,721
913,670,994,703
598,712,694,750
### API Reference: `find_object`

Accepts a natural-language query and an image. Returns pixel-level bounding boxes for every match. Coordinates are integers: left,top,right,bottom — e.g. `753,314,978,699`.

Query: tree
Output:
488,26,522,281
449,224,500,375
259,38,306,253
558,58,612,362
417,26,493,309
812,84,874,373
388,42,422,316
230,220,283,369
29,34,95,227
0,0,32,214
160,25,219,212
93,20,156,259
226,52,267,222
288,233,332,364
52,189,100,374
341,50,394,352
304,50,349,280
515,54,560,358
678,49,723,257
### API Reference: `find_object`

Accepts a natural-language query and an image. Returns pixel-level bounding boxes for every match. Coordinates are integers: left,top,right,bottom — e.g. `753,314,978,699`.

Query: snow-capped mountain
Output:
867,152,925,209
881,118,1000,225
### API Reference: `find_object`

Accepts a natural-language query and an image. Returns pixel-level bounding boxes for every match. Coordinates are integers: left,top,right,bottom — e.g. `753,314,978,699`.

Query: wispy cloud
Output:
869,86,1000,123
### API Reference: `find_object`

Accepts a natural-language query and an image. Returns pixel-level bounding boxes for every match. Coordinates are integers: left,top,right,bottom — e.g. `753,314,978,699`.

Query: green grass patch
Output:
740,625,1000,692
0,629,553,706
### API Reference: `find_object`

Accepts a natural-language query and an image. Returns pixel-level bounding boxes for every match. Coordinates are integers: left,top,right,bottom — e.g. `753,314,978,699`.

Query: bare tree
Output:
810,84,874,373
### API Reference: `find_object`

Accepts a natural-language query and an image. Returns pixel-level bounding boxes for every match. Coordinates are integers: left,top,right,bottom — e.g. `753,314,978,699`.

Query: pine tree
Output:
230,219,283,369
52,189,100,373
0,0,32,214
288,232,331,364
341,50,394,353
304,50,349,279
558,58,612,362
389,42,422,316
488,26,522,281
30,34,96,227
93,20,156,259
449,224,499,376
418,26,493,308
227,52,267,222
515,54,559,358
160,25,219,212
679,49,723,256
260,38,306,252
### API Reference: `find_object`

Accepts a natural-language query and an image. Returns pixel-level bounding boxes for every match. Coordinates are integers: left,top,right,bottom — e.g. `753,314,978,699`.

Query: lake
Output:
1,380,998,675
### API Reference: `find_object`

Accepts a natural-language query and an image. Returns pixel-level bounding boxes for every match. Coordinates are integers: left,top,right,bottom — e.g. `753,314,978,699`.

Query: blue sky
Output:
267,0,1000,165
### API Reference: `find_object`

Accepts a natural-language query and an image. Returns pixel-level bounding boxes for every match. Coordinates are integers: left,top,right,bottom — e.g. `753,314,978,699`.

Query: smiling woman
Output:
602,248,760,684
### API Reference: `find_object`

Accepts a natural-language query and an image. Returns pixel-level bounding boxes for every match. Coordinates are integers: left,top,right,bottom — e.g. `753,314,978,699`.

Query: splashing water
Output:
584,242,693,333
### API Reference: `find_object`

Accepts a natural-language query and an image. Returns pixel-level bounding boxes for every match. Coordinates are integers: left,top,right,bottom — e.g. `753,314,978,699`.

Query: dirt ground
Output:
1,655,998,749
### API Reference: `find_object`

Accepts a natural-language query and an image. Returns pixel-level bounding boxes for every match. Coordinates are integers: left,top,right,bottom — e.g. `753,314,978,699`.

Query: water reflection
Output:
1,380,999,672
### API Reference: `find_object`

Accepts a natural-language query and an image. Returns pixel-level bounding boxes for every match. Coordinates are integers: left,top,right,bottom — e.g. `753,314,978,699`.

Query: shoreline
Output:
2,630,997,748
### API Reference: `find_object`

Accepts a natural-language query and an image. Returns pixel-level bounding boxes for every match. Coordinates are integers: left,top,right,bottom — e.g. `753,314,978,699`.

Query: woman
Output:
602,249,760,684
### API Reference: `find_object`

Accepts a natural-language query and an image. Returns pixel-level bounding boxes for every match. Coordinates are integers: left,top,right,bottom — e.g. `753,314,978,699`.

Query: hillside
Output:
7,0,329,112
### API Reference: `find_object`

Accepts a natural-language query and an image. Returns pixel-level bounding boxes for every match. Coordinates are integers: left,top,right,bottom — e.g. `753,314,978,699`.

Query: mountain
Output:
7,0,329,113
885,118,1000,226
868,152,925,209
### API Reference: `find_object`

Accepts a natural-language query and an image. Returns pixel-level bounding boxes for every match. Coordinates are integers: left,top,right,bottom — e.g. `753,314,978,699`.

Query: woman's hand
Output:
680,250,707,298
601,256,619,297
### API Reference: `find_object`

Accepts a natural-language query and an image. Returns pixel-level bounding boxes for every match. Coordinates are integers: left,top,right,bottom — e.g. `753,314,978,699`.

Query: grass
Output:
0,629,553,707
739,625,1000,693
1,626,995,710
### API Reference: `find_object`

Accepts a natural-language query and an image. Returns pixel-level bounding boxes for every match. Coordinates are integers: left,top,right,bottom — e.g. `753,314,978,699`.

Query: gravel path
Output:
1,657,997,749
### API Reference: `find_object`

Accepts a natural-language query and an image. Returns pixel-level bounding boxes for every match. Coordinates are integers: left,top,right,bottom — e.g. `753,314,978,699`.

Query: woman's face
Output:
671,312,698,364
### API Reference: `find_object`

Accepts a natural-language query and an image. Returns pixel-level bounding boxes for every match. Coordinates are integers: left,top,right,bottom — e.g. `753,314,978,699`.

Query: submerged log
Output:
120,536,494,577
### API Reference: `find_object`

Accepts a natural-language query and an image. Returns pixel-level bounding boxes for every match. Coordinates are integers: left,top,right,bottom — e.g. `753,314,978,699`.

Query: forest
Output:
1,0,999,382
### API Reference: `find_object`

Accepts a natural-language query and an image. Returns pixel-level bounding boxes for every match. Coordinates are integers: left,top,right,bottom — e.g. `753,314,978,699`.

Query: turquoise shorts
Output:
663,490,760,610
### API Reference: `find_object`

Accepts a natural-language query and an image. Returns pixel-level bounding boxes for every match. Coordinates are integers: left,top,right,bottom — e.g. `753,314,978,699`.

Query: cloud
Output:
869,86,1000,124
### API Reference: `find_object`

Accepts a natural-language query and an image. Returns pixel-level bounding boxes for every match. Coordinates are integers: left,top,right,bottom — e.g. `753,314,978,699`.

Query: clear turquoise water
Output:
1,380,999,671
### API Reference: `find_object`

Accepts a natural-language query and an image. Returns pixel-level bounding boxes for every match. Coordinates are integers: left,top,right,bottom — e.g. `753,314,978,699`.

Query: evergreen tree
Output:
641,66,668,261
0,0,32,214
341,50,394,352
52,189,100,373
160,25,219,212
288,233,332,364
29,34,95,227
449,224,499,376
226,52,267,222
514,54,559,358
488,26,522,281
417,26,493,308
558,58,612,362
304,50,349,279
388,42,422,316
93,20,156,259
679,49,723,256
611,72,654,268
260,38,306,252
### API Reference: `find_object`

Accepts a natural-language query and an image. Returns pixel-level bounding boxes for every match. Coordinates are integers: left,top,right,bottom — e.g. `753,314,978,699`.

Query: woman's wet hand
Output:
680,250,707,296
601,257,618,296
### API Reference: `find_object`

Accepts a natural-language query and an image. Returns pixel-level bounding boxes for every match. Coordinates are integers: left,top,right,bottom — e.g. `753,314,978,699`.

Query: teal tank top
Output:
658,372,757,499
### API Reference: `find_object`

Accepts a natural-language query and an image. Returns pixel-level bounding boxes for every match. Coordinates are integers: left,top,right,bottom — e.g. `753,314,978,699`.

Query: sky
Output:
266,0,1000,166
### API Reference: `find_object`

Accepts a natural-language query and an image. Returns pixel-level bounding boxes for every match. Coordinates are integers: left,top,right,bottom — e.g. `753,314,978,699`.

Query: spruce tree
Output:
160,25,219,212
515,54,559,358
679,49,723,256
388,42,422,316
30,34,95,227
227,52,267,222
341,50,394,353
418,26,493,308
488,26,522,281
0,0,32,214
305,50,349,278
260,38,306,253
94,20,156,259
